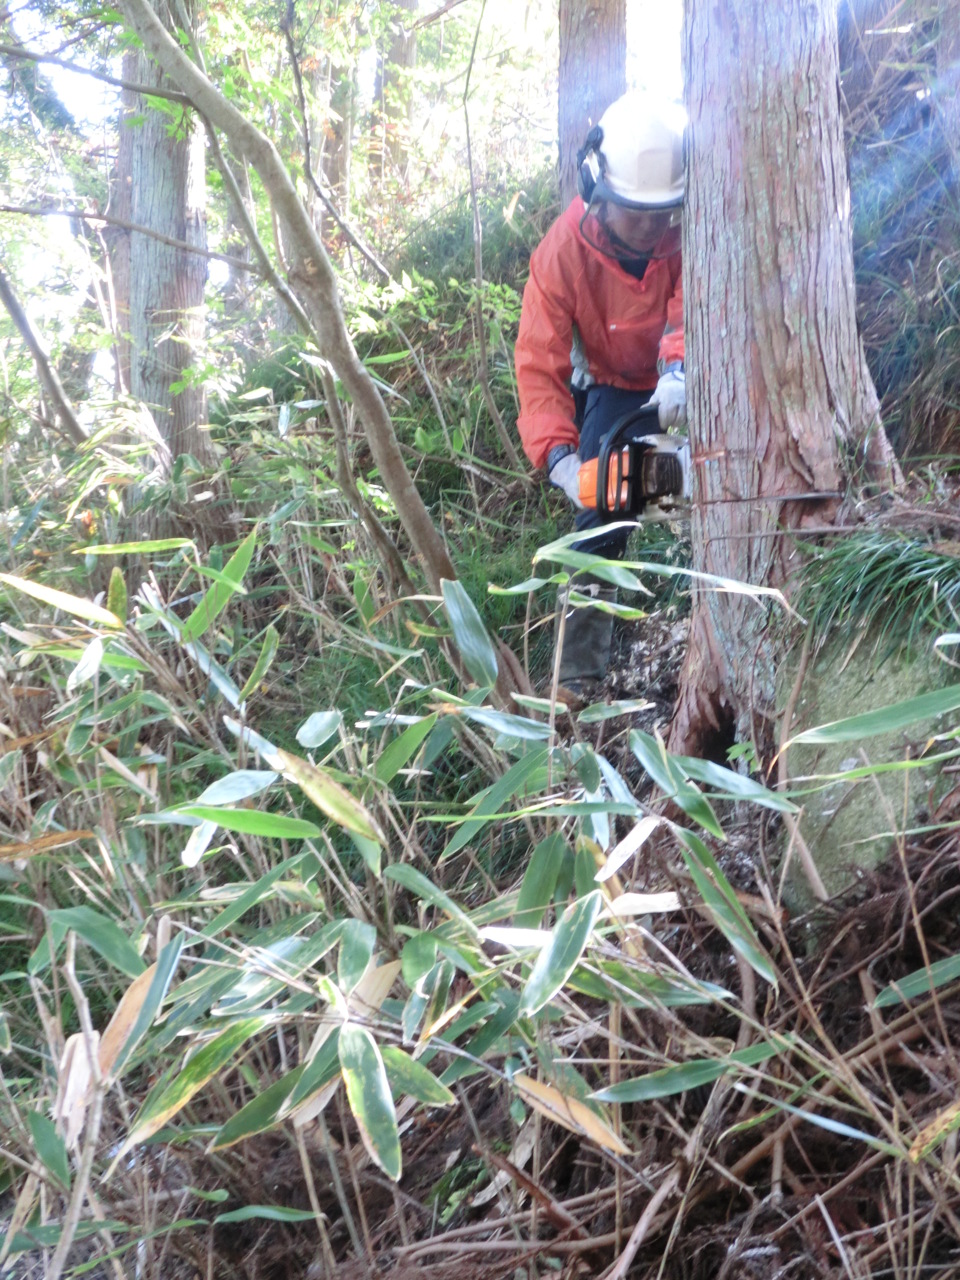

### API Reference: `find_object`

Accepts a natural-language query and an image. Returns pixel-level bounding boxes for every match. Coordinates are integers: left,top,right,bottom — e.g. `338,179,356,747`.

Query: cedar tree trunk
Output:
669,0,900,759
113,0,213,471
557,0,626,207
379,0,417,178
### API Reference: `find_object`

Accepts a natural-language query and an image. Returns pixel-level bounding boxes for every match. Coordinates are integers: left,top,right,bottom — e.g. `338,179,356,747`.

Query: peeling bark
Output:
669,0,900,758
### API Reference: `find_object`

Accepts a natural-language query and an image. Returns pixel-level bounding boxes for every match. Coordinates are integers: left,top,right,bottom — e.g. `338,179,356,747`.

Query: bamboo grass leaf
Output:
339,1025,402,1180
441,579,499,687
519,890,602,1015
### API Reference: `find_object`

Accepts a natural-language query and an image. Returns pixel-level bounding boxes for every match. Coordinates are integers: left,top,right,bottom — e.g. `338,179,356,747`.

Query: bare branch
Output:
0,204,263,275
279,16,391,280
0,266,87,445
0,41,191,104
411,0,470,30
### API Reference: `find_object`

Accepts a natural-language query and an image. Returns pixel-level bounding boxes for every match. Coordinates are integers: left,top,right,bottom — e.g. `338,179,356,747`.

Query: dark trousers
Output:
573,385,654,559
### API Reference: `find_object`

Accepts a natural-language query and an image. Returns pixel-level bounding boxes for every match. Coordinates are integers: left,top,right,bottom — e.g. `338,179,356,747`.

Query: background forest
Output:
3,1,960,1277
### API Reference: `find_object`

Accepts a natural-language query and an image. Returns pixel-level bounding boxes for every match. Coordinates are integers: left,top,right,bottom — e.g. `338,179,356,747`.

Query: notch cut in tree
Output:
118,0,529,707
669,0,901,759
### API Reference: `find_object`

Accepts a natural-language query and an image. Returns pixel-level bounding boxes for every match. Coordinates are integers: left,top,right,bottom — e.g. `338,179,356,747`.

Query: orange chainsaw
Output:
577,403,690,515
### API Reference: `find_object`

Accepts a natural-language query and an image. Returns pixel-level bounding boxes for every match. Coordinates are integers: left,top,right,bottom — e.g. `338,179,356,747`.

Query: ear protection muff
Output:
576,125,603,204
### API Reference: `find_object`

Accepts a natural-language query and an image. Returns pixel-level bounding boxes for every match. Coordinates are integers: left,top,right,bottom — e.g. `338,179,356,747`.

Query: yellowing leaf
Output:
274,748,383,845
98,964,157,1079
0,830,95,861
285,960,401,1127
113,1017,267,1168
0,572,121,628
513,1073,628,1155
910,1097,960,1162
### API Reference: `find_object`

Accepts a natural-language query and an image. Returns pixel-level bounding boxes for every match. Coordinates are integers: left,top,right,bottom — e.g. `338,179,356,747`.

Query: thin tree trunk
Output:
108,50,136,397
557,0,626,206
0,268,87,445
127,1,211,467
117,0,530,709
669,0,900,758
380,0,418,178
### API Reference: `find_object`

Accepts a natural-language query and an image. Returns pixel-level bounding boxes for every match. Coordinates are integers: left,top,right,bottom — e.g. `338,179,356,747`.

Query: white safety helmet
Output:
578,91,685,210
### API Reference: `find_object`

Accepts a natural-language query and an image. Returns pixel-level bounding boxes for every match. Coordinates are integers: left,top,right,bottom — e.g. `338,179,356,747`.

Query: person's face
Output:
600,202,682,258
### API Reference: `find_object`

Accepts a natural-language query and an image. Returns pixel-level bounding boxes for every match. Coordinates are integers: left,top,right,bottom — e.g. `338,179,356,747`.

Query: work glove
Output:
650,366,686,430
547,448,584,510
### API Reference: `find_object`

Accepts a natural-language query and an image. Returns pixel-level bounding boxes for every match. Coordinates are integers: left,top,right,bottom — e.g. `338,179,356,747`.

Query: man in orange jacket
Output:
515,91,687,706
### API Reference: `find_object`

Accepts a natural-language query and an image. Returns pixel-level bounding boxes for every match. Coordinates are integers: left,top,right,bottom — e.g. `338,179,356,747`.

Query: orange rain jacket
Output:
515,198,684,469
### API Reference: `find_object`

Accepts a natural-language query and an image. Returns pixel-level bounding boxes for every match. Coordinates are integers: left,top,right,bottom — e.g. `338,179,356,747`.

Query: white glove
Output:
548,451,584,510
650,368,686,430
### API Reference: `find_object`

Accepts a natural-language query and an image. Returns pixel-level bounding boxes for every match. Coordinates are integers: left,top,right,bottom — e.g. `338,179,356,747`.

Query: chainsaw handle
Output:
594,401,660,516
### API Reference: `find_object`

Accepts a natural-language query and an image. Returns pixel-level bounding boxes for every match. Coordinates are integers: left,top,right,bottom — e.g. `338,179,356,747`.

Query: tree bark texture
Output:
557,0,626,207
114,0,213,469
669,0,900,758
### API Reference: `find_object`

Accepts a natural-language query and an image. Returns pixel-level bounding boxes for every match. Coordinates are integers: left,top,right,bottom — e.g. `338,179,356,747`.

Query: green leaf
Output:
375,714,438,784
441,579,499,687
76,538,194,555
107,567,128,623
874,953,960,1009
181,529,257,643
630,732,724,838
338,920,377,994
787,682,960,746
676,829,777,986
25,1111,71,1189
47,906,145,978
381,1045,455,1106
456,705,553,741
215,1205,318,1225
349,831,382,877
519,890,603,1016
283,1029,342,1115
578,699,654,724
122,1017,268,1151
515,833,569,928
0,572,121,628
676,755,798,813
401,933,437,988
210,1067,305,1149
296,711,343,749
238,625,280,703
385,865,479,939
444,746,550,859
178,807,321,839
591,1039,785,1103
339,1025,402,1180
193,771,279,806
762,1095,899,1157
200,853,309,938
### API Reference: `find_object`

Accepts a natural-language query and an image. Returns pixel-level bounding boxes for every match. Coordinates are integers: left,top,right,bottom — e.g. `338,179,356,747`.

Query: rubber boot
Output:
554,577,617,706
